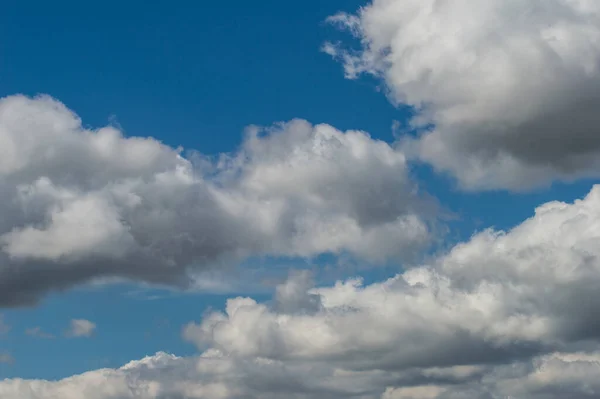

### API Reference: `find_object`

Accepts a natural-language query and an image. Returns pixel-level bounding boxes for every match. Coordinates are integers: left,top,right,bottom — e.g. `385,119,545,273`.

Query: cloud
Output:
1,352,398,399
2,351,600,397
3,185,600,397
326,0,600,190
66,319,96,338
25,326,55,339
181,185,600,397
0,94,434,307
185,186,600,369
0,353,13,365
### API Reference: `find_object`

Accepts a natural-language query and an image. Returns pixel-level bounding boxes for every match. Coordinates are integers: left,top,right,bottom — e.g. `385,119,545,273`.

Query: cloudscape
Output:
1,0,599,398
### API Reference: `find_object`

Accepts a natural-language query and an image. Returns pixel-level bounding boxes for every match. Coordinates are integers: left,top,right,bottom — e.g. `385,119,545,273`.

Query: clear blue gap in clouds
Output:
0,0,596,382
1,285,266,380
0,0,388,152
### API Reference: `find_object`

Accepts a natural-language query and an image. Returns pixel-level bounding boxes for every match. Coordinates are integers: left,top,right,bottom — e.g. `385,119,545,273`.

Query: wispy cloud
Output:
0,353,14,365
25,327,55,339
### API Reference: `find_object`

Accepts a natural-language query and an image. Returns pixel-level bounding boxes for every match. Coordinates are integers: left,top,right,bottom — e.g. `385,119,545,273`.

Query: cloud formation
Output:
5,185,597,397
0,94,432,307
66,319,96,338
326,0,600,190
186,186,600,369
4,350,600,399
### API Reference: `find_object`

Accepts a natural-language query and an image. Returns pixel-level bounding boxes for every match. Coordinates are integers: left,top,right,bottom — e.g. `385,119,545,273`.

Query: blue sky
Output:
1,0,599,391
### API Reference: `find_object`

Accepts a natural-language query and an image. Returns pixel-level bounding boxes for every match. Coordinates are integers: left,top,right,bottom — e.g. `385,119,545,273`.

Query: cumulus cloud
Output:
3,185,600,397
65,319,96,338
181,185,600,396
186,186,600,367
0,352,404,399
0,94,433,307
326,0,600,190
2,346,600,398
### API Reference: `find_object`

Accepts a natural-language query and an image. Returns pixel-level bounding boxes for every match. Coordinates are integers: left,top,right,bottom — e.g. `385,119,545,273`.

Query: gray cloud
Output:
2,345,600,398
4,186,600,397
186,186,600,369
326,0,600,190
0,94,434,307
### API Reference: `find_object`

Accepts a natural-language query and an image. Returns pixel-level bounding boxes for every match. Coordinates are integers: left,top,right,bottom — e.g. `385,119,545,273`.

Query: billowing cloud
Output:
4,350,600,399
3,185,600,397
326,0,600,190
0,94,433,307
183,185,599,396
187,185,600,368
0,351,399,399
66,319,96,338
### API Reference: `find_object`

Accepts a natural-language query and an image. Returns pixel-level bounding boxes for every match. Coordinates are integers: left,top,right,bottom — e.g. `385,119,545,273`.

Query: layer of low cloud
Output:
6,351,600,399
326,0,600,190
4,185,600,398
0,94,433,307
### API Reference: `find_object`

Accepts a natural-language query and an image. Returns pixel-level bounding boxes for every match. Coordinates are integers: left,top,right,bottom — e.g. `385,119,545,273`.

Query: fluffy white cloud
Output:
181,185,600,396
66,319,96,338
0,94,432,307
326,0,600,190
186,186,600,368
3,185,600,397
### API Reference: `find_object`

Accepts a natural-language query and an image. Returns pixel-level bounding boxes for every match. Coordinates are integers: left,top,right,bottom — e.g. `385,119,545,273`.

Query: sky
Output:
1,0,600,398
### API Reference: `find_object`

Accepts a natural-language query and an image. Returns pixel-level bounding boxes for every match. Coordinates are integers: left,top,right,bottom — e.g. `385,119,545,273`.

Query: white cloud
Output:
3,185,600,397
2,350,600,398
0,94,434,307
0,351,395,399
180,185,600,397
326,0,600,190
66,319,96,338
185,186,600,368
